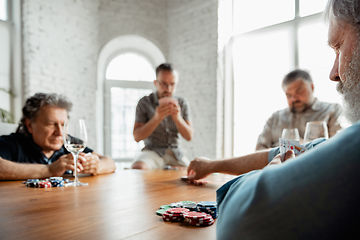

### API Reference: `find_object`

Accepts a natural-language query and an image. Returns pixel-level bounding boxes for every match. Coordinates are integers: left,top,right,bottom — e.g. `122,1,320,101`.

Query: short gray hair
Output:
324,0,360,33
16,93,72,136
282,69,313,87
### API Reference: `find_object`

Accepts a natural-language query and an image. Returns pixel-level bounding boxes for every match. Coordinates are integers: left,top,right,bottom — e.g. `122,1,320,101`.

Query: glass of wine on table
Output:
63,118,89,186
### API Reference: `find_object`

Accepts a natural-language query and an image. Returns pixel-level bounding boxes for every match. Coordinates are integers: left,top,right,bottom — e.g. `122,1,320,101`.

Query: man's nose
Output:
329,55,340,82
55,124,63,136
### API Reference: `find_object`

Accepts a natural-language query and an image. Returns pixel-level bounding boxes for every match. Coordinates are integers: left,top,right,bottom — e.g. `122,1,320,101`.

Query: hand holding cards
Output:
279,138,309,162
158,97,178,105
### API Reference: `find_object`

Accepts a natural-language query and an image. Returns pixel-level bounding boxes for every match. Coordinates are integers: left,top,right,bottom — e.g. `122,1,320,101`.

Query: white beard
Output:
336,46,360,124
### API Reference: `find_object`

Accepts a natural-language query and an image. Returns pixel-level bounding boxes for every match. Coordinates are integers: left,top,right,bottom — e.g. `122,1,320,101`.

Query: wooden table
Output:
0,169,235,240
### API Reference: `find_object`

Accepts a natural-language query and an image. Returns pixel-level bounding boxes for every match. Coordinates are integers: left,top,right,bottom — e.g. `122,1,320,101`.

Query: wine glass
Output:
304,121,329,143
63,118,89,186
281,128,300,141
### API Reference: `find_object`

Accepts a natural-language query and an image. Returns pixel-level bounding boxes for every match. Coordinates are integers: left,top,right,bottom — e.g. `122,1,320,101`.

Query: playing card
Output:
279,138,308,161
159,97,178,105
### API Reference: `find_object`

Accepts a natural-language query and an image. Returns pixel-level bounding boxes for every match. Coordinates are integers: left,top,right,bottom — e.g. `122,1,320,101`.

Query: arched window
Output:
106,53,155,81
105,53,155,161
97,34,166,165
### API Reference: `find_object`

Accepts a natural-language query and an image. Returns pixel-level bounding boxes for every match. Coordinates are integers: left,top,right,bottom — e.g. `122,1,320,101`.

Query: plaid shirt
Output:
135,92,191,160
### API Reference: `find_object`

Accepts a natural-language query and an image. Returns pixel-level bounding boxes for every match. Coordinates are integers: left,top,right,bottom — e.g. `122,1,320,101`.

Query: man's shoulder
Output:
138,92,155,105
0,132,26,145
315,99,342,111
269,107,290,119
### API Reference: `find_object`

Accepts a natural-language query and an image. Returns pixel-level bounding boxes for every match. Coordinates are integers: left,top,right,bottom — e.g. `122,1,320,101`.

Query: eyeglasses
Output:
157,80,176,89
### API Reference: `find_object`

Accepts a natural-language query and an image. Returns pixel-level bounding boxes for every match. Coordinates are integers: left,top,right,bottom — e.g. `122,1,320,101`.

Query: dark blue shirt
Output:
0,133,92,164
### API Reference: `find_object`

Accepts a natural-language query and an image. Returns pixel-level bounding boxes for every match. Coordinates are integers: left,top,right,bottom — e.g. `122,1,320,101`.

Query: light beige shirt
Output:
256,99,343,150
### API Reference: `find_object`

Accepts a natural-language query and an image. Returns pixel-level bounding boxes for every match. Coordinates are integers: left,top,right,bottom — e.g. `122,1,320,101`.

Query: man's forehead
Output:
284,79,308,92
37,106,68,121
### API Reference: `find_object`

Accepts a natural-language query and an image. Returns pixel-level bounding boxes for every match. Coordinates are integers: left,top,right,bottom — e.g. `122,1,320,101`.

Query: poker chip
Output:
50,177,63,180
156,208,168,216
166,208,190,214
158,200,217,227
197,201,217,207
162,212,183,218
26,181,38,188
183,211,208,219
51,179,65,187
189,219,215,227
38,181,52,188
169,202,183,208
160,205,172,210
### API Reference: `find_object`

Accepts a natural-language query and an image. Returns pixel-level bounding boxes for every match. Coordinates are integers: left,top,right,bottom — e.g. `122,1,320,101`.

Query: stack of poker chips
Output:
183,211,215,227
162,208,190,222
196,201,218,219
24,177,68,188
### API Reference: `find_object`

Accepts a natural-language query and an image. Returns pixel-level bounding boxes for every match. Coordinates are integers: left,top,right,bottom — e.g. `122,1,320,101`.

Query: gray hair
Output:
16,93,72,136
324,0,360,33
282,69,313,87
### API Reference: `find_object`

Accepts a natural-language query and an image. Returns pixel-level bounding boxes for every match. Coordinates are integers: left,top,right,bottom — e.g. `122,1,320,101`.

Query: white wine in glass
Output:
63,118,89,186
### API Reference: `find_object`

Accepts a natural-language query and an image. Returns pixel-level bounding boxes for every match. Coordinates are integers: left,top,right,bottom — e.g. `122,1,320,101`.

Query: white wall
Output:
168,0,220,159
22,0,100,148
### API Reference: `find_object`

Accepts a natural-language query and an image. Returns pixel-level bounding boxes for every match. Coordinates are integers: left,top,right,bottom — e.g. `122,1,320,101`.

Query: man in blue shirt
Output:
214,1,360,239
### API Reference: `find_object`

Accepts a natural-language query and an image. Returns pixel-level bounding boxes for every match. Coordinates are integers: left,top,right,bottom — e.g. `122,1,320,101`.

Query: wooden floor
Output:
0,169,235,240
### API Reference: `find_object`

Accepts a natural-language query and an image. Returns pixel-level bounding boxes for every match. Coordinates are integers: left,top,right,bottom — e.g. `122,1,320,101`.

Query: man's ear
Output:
153,80,157,87
25,118,33,134
311,83,314,92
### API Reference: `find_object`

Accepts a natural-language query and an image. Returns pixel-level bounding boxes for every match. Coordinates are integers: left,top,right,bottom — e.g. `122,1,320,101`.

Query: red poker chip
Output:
166,208,190,214
38,181,52,188
189,217,214,224
190,220,215,227
162,216,183,222
162,212,183,218
183,211,208,219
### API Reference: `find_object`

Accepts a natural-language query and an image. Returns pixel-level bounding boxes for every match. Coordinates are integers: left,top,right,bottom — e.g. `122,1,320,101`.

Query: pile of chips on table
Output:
24,177,72,188
156,201,217,227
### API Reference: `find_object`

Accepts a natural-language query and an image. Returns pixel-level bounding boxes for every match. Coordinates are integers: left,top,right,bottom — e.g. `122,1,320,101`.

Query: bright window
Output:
106,53,155,81
104,53,155,162
233,0,295,35
232,0,341,156
0,0,7,21
299,0,328,17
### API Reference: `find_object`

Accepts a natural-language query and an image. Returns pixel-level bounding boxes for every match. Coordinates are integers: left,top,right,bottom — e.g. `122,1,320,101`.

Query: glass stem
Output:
72,152,79,183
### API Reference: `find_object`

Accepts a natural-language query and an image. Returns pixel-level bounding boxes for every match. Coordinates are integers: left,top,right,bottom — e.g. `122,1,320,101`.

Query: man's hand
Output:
268,150,295,166
47,153,83,176
170,102,181,121
187,157,213,181
79,153,101,175
154,104,173,121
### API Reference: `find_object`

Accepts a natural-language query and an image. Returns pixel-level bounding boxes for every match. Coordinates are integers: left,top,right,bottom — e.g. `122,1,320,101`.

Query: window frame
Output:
104,78,155,162
229,0,327,157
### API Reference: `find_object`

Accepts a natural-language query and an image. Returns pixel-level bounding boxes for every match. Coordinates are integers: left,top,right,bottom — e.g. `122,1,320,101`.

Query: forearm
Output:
173,118,193,141
133,117,162,142
98,156,116,174
0,158,51,180
210,150,270,175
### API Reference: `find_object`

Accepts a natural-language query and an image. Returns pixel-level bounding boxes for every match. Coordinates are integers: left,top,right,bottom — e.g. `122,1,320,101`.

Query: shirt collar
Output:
310,98,321,111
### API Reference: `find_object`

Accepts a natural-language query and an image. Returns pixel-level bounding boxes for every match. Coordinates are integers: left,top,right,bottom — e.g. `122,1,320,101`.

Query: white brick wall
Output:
22,0,99,148
98,0,168,58
22,0,221,160
168,0,220,159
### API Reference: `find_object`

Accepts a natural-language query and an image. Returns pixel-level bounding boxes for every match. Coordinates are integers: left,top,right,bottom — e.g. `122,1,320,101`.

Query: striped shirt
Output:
135,92,191,160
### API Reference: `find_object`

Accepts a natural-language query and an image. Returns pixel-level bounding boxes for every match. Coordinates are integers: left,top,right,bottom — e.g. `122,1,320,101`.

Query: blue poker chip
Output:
197,201,217,207
27,179,40,182
51,179,65,187
197,206,217,210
